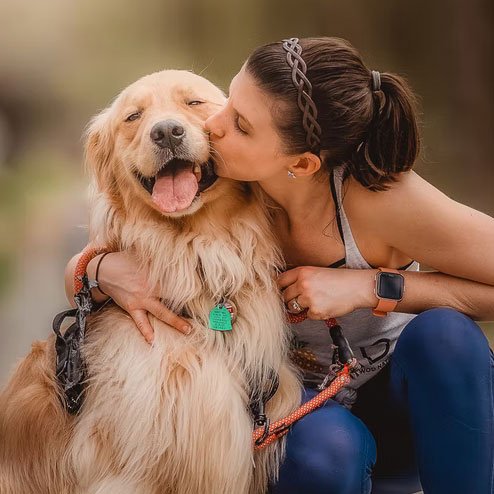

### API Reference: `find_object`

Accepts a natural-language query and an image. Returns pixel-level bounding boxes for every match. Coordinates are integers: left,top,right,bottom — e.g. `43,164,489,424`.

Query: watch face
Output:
377,272,404,300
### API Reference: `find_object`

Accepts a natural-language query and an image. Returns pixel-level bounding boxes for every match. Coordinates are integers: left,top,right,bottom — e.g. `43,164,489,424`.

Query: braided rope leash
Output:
252,310,353,450
53,246,112,414
281,38,322,151
73,246,111,293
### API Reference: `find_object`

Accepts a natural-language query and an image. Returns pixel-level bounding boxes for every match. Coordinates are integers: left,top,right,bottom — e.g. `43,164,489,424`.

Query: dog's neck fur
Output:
88,179,291,386
89,179,286,321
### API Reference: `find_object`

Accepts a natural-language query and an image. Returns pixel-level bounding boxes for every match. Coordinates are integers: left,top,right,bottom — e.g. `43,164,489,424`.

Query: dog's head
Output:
85,70,227,218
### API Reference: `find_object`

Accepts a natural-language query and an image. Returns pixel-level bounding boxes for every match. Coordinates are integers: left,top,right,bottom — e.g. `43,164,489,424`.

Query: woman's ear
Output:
84,107,115,191
291,151,322,177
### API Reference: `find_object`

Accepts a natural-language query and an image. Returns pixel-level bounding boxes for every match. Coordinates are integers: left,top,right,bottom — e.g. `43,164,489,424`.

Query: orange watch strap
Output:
372,268,401,317
372,298,398,317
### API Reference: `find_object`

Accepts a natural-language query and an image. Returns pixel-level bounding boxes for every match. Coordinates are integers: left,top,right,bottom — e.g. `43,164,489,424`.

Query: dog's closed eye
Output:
125,111,142,122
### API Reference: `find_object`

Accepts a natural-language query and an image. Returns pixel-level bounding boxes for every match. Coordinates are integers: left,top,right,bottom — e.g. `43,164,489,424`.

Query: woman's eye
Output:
233,115,247,134
188,100,205,106
125,111,141,122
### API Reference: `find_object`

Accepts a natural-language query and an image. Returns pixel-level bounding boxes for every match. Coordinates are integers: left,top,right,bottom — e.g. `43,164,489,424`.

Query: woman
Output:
65,37,494,493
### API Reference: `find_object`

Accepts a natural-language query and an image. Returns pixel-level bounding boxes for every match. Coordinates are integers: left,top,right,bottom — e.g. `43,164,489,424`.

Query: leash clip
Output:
317,363,341,391
318,324,362,390
254,413,271,447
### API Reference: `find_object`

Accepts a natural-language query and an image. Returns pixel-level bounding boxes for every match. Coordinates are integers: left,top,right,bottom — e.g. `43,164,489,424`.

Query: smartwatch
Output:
372,267,405,317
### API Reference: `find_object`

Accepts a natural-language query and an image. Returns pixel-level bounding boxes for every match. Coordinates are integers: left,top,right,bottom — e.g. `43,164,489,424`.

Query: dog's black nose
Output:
150,120,185,149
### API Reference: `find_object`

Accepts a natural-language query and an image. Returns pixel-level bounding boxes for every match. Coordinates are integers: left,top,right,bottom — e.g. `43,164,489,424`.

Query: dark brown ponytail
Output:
348,72,420,190
246,37,421,191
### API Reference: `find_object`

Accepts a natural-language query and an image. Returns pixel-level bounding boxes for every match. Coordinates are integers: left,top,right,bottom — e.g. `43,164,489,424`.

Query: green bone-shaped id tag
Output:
208,303,233,331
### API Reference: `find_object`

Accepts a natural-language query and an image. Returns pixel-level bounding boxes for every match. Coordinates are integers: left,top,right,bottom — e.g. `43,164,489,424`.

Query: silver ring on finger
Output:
287,297,303,314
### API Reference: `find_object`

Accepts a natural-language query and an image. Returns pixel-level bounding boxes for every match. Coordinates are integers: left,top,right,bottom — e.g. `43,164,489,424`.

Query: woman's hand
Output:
277,266,377,320
87,251,192,343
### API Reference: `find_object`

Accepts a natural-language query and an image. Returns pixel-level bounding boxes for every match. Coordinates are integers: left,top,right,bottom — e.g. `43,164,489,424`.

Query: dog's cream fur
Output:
0,70,301,494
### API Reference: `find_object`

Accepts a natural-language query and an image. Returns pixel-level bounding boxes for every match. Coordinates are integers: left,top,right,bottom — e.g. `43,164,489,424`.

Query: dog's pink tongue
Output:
152,168,198,213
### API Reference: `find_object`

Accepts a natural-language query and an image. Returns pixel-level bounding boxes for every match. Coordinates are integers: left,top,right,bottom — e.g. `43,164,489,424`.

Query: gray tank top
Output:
290,165,419,405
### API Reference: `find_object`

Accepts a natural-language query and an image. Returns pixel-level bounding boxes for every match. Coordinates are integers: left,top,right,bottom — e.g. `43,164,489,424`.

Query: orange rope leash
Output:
252,309,351,450
73,246,111,294
252,365,351,450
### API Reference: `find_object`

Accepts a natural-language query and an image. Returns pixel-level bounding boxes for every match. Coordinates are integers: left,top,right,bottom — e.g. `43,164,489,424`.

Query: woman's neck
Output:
257,173,334,232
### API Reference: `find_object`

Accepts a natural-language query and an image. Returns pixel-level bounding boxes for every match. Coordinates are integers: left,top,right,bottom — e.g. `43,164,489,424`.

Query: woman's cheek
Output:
219,137,237,162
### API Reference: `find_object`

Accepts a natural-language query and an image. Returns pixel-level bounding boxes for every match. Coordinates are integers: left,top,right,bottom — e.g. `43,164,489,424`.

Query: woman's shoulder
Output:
342,169,433,268
344,169,441,223
347,168,494,278
346,168,427,201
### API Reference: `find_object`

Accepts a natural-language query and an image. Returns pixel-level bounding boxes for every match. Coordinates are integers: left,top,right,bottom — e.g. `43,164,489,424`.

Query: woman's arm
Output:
362,170,494,320
64,250,192,341
359,269,494,321
64,252,109,308
278,170,494,321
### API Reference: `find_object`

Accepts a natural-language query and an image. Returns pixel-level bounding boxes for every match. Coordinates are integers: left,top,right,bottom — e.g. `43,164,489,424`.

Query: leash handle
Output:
74,246,110,294
54,265,112,415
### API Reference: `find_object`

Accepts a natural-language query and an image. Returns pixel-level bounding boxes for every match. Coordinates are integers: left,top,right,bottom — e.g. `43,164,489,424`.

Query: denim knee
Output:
394,307,489,374
272,399,376,494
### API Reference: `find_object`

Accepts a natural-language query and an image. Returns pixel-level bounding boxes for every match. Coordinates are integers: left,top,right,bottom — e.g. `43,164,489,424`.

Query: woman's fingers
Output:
130,302,191,345
88,250,192,339
281,284,301,304
129,309,155,344
276,267,302,290
145,299,192,335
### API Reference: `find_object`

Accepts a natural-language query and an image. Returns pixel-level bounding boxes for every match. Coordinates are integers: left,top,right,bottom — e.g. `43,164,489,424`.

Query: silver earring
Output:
287,170,296,179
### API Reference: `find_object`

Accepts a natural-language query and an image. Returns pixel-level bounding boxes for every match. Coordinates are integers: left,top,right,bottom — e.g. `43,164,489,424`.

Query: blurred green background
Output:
0,0,492,384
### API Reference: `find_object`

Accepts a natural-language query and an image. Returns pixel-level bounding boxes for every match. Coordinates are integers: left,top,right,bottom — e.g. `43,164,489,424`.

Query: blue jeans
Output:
268,308,494,494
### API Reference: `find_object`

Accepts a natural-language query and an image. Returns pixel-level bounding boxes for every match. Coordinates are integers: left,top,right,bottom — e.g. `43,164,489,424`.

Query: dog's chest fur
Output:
70,184,295,492
87,182,290,398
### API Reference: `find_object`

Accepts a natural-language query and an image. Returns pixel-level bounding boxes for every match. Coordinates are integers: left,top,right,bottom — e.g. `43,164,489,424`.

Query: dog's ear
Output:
84,107,115,191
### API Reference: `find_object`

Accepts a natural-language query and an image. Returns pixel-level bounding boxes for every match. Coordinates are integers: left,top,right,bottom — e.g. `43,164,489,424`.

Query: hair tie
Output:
371,70,381,92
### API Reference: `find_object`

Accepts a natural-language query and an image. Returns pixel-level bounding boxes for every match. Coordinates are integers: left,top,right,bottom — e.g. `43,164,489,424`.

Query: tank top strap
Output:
330,166,419,272
331,166,371,269
329,167,345,249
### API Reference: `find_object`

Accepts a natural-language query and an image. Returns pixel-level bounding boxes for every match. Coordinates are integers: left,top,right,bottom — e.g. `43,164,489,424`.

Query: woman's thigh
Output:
355,307,494,493
268,388,377,494
390,307,494,494
351,359,418,479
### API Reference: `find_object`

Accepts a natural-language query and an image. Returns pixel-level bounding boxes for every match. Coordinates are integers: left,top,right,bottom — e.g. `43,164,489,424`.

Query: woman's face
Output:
205,67,295,182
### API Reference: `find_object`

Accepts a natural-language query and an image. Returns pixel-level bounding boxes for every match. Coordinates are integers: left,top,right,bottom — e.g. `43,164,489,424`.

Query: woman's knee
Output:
394,307,489,371
277,401,376,493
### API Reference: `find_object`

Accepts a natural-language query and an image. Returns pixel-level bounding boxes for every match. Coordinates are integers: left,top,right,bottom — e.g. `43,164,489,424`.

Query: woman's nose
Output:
205,111,225,138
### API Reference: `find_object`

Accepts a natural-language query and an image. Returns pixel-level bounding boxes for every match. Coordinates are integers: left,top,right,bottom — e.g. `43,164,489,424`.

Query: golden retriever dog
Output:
0,70,301,494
